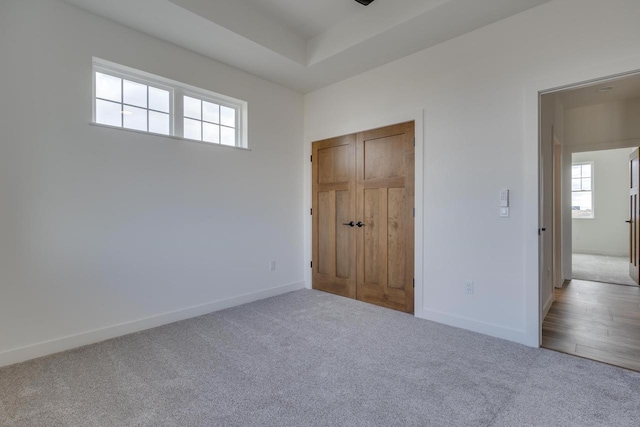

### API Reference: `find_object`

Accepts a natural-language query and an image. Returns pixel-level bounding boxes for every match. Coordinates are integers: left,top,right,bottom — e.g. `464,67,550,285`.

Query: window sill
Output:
89,122,251,151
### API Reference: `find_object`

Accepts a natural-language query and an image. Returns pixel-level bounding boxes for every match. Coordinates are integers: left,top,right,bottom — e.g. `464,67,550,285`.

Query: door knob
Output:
342,221,355,227
626,220,632,223
356,221,365,227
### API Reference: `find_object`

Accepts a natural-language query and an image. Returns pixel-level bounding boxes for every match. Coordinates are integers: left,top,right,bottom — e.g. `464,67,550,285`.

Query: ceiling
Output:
237,0,364,39
558,73,640,109
62,0,553,93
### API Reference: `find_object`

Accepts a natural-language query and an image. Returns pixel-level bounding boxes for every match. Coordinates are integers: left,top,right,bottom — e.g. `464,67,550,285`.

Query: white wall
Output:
0,0,304,366
572,149,633,257
304,0,640,345
564,97,640,148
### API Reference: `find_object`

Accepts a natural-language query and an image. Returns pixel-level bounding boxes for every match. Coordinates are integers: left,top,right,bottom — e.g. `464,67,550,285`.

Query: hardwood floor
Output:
542,279,640,372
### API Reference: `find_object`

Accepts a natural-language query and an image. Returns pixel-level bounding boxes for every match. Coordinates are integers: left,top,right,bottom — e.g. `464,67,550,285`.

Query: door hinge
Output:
310,261,313,268
413,278,415,288
310,155,312,162
413,207,415,217
413,137,415,147
310,208,312,215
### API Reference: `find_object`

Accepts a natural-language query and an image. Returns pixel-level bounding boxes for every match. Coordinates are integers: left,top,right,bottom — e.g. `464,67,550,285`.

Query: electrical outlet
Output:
269,260,276,271
464,281,474,295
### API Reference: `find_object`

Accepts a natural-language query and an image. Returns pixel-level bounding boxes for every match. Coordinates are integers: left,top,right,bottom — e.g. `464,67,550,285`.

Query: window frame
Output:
93,65,175,136
92,57,248,149
181,90,240,146
571,161,594,219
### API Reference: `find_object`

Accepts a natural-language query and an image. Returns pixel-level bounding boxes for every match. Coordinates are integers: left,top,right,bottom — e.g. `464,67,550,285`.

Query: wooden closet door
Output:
356,122,415,313
312,135,357,298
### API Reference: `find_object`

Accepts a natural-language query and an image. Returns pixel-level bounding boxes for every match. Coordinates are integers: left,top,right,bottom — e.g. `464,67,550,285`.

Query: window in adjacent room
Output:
92,58,247,148
571,162,593,219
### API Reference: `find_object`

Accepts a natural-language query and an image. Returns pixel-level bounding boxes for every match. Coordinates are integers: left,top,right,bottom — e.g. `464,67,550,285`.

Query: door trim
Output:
527,56,640,347
304,110,424,318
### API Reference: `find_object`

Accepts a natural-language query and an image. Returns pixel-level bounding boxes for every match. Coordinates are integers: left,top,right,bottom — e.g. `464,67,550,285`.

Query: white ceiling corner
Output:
62,0,553,93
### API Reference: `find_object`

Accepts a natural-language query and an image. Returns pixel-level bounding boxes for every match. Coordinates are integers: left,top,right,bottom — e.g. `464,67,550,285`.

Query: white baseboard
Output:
419,309,529,346
542,292,555,319
0,281,305,368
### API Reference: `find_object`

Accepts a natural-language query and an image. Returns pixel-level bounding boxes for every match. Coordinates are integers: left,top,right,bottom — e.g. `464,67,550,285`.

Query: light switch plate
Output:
500,189,509,207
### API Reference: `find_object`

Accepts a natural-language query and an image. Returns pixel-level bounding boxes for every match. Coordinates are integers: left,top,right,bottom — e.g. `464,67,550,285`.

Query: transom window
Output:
92,58,247,148
95,72,171,135
572,163,593,219
183,96,237,146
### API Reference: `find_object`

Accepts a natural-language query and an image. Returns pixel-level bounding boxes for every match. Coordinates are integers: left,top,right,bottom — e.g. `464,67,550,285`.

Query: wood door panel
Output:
317,191,334,276
363,137,405,180
387,187,406,290
312,135,356,299
361,177,406,189
356,122,414,313
335,190,352,279
318,145,350,184
363,188,381,285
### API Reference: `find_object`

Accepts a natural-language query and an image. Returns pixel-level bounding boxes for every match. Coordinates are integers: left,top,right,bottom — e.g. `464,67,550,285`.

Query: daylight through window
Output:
183,96,237,146
92,58,247,148
95,72,171,135
571,163,593,219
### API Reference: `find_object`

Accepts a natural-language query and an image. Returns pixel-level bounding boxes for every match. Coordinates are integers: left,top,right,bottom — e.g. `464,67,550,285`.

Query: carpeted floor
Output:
572,253,639,287
1,290,639,427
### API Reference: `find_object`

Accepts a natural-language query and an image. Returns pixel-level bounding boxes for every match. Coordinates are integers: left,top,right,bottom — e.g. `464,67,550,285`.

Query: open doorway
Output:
540,72,640,372
571,148,639,287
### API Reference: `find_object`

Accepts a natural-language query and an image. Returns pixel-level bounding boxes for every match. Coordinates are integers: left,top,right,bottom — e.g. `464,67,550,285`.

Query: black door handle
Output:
356,221,365,227
342,221,355,227
626,220,632,223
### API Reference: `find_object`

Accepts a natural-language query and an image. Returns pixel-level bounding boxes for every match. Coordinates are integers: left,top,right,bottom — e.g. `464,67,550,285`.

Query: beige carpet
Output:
572,253,639,287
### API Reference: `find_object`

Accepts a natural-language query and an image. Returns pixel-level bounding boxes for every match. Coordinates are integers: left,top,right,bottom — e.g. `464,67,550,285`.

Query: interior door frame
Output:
527,58,640,347
630,149,640,284
304,110,424,318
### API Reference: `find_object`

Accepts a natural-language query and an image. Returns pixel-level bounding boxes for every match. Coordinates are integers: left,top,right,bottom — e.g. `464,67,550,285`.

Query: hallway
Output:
572,253,638,287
